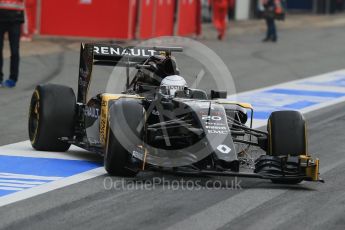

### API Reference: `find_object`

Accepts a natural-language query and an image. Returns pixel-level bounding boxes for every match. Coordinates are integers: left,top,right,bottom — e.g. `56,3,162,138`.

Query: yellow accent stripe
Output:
142,148,148,170
102,93,144,101
302,155,320,181
304,122,308,156
30,90,40,145
216,100,253,109
105,120,111,155
314,158,320,181
268,119,272,155
100,94,143,146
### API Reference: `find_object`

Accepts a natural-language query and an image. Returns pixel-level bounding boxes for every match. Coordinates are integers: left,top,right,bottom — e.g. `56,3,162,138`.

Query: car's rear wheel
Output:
104,99,144,177
267,110,307,184
28,84,76,152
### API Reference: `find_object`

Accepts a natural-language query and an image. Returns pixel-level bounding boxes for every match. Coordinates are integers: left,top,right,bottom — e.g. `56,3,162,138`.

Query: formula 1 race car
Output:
28,43,323,184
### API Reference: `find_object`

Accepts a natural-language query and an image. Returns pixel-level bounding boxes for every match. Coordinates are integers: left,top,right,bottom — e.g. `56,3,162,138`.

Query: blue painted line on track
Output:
0,155,102,197
265,89,345,98
0,190,16,196
280,101,317,109
234,84,345,120
0,177,51,183
0,155,101,177
253,111,271,120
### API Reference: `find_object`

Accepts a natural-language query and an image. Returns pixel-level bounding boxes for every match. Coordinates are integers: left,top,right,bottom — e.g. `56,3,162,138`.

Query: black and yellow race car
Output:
28,43,323,184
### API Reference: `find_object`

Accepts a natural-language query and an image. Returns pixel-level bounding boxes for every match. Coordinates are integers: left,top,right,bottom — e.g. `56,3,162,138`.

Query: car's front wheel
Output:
104,98,144,177
267,110,307,184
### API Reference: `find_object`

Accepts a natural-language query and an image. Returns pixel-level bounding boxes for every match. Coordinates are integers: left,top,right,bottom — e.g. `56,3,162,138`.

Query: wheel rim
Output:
29,90,40,144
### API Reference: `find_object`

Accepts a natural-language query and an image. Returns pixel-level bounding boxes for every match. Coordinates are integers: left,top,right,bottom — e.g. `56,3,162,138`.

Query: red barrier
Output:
40,0,136,39
138,0,176,39
155,0,176,37
22,0,37,39
138,0,155,39
130,0,138,39
177,0,199,36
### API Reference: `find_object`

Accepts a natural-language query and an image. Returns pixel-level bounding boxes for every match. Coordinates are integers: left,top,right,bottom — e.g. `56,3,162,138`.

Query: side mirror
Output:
211,90,227,99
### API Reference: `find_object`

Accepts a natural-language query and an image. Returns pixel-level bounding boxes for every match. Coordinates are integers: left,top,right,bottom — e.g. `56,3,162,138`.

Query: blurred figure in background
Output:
260,0,283,43
0,0,25,88
335,0,345,12
209,0,234,40
227,0,235,21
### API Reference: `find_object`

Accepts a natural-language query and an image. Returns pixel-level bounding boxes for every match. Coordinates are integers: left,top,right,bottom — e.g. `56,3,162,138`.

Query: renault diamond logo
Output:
217,145,231,154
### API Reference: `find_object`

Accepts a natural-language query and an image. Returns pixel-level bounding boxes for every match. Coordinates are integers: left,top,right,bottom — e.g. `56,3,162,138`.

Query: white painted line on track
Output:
0,167,105,207
0,141,102,204
230,69,345,127
0,183,35,188
233,69,345,97
0,173,63,181
0,187,24,191
0,140,99,161
0,179,46,185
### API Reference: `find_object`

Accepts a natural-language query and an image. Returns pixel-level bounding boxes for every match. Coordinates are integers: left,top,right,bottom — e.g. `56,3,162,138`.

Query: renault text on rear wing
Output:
77,43,183,103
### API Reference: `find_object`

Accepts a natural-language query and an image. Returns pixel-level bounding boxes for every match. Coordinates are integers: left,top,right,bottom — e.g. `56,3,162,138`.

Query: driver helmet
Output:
160,75,187,96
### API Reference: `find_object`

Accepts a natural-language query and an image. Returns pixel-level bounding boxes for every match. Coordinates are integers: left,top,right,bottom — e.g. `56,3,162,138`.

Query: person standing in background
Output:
260,0,283,43
227,0,235,21
0,0,25,88
209,0,234,40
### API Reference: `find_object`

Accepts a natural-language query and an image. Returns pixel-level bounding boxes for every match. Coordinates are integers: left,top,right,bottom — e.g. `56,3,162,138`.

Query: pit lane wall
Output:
37,0,200,39
40,0,137,39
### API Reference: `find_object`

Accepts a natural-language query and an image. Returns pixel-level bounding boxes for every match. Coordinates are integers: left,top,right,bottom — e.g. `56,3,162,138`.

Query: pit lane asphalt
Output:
1,25,345,230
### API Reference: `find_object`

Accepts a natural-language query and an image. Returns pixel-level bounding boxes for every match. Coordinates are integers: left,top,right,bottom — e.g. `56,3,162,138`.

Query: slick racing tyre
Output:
268,110,307,156
29,84,76,152
104,99,144,177
267,110,307,184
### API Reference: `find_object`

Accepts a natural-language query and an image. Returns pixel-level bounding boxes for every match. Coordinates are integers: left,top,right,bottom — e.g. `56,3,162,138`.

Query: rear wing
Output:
77,43,183,103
